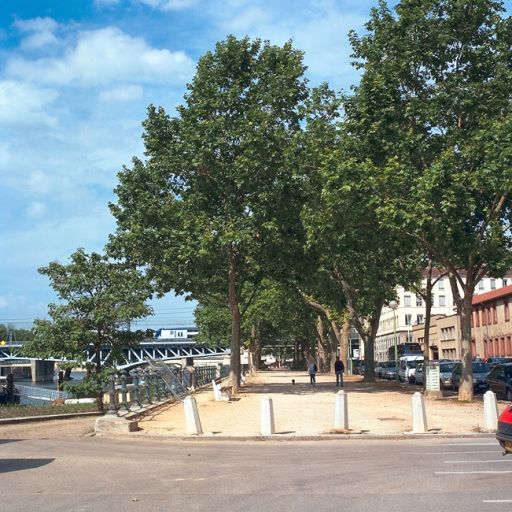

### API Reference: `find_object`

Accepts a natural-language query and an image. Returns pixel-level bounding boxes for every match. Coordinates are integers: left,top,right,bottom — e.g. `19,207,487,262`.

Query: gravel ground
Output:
134,370,508,437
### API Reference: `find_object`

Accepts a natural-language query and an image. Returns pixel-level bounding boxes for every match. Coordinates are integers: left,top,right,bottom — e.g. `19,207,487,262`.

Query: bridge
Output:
0,340,230,382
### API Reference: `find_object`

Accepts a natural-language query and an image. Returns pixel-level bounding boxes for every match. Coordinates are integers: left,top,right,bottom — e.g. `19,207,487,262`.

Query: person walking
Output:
335,356,345,387
307,357,317,387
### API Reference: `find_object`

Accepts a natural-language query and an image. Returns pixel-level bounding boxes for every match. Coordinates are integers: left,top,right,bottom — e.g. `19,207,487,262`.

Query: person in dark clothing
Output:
334,357,345,387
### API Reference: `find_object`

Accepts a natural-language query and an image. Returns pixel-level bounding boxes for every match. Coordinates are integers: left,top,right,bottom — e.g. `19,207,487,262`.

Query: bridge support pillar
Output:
31,360,55,383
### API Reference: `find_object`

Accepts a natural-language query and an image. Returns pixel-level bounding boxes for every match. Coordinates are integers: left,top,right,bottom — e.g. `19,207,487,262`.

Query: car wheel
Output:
507,388,512,402
408,376,415,384
452,381,457,391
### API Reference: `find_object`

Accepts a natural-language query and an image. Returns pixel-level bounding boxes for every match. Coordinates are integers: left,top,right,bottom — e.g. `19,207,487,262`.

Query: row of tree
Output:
24,0,512,403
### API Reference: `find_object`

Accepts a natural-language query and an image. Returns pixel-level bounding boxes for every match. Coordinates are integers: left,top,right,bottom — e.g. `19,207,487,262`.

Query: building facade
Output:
411,284,512,360
375,275,512,361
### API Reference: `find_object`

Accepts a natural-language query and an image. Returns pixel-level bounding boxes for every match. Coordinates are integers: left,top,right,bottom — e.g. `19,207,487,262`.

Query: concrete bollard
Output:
184,396,203,435
260,396,275,436
412,392,428,433
484,390,499,431
334,390,348,430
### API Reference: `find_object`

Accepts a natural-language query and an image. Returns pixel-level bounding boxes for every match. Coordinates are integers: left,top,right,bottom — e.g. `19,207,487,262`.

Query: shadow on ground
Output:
0,458,55,473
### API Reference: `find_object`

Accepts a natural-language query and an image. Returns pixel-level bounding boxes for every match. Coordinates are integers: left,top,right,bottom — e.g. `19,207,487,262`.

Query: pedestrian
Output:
307,357,317,387
334,356,345,387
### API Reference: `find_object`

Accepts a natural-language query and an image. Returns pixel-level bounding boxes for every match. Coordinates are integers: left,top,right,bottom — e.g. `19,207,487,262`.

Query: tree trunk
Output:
94,345,104,411
227,246,241,393
248,323,262,373
315,315,327,372
459,288,475,401
449,272,475,401
340,318,350,372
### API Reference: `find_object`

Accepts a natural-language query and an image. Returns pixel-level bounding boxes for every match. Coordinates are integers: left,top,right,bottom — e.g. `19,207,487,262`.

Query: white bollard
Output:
212,380,222,401
412,392,428,433
484,390,499,431
260,396,275,436
334,390,349,430
184,396,203,435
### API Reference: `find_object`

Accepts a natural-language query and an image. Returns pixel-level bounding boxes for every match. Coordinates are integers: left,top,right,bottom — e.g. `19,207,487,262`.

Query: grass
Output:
0,403,99,419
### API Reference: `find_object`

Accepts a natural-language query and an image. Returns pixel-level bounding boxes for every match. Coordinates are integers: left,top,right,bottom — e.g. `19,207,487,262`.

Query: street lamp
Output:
389,300,399,382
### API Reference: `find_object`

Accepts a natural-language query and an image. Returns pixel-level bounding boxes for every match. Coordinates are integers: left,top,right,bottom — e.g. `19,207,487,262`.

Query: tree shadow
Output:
0,458,55,473
0,439,24,445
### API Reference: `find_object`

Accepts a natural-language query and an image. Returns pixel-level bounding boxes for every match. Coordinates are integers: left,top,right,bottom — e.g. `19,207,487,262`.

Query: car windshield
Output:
407,361,420,368
440,363,456,372
386,362,396,368
472,363,490,373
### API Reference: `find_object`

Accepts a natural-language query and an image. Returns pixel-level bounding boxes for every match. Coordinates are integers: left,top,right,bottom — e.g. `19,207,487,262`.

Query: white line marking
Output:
442,443,498,446
436,471,512,475
483,500,512,503
445,460,512,464
406,450,499,455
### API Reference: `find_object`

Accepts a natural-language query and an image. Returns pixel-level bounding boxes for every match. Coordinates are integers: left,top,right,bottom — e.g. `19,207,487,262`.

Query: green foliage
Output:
63,371,108,399
110,36,309,387
22,249,153,374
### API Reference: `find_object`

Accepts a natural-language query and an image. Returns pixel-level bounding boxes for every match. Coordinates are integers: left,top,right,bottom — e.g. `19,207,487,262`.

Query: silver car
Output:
451,362,490,392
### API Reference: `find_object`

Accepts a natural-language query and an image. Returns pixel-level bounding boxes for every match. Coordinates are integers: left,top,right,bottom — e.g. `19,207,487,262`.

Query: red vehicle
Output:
497,403,512,455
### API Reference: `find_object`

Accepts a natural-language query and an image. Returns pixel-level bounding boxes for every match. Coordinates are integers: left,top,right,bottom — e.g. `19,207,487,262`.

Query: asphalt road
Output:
1,435,511,512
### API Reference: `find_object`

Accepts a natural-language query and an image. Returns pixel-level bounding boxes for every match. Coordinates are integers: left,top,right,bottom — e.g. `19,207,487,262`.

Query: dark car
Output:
486,363,512,401
451,362,490,392
487,357,512,368
439,361,458,389
383,362,398,380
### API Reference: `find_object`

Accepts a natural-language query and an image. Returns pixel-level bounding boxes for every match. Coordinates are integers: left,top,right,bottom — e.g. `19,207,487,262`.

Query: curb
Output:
96,431,497,442
0,411,102,425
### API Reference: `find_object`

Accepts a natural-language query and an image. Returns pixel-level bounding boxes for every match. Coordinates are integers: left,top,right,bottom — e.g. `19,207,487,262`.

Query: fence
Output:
16,384,70,404
103,362,229,417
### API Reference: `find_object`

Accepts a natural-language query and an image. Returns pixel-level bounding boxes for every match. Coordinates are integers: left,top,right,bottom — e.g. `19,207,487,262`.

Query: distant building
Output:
154,326,198,343
412,284,512,360
375,274,512,361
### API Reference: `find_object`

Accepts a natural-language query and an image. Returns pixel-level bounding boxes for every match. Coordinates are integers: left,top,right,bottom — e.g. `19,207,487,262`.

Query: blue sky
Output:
1,0,510,331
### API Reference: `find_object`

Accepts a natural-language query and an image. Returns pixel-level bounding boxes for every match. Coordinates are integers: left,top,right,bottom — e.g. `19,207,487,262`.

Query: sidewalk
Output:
134,370,508,438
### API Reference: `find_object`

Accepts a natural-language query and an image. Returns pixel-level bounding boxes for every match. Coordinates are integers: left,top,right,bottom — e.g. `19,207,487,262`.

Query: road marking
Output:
436,471,512,475
442,443,498,446
483,500,512,503
444,459,512,464
405,450,499,455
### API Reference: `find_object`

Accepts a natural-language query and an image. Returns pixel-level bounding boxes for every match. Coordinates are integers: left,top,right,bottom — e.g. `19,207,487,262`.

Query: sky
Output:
1,0,510,331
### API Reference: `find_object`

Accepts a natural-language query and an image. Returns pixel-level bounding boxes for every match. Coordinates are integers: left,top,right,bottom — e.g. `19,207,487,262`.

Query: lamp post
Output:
389,300,399,382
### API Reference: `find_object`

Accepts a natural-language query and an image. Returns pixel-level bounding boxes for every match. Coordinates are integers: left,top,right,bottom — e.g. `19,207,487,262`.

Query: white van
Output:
399,356,424,384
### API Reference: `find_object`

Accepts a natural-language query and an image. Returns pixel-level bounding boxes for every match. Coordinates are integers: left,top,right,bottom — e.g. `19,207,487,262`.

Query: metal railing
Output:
104,362,229,417
16,384,70,403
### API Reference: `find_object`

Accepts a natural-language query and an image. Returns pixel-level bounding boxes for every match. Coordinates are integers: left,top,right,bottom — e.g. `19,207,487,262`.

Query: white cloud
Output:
26,201,48,218
0,80,58,125
26,170,53,196
6,26,195,86
14,17,59,50
99,84,144,102
137,0,198,11
222,7,271,33
14,17,58,33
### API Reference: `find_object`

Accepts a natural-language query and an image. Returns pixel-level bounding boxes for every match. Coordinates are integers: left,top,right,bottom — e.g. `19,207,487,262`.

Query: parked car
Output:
487,357,512,368
451,362,491,392
439,361,458,389
399,356,424,384
383,362,398,380
375,362,386,379
497,403,512,455
486,363,512,401
415,363,424,385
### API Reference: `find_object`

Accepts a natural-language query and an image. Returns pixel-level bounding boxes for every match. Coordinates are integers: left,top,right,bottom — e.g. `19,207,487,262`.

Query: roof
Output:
472,284,512,305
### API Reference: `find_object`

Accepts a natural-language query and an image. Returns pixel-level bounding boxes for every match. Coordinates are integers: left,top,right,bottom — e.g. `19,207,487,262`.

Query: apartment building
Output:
374,274,511,361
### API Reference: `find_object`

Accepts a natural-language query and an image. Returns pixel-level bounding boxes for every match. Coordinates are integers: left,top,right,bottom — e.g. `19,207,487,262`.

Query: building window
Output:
439,295,446,307
404,295,412,307
479,281,485,290
416,295,423,307
493,304,498,324
503,279,508,287
491,278,496,290
505,299,510,322
405,314,412,326
438,279,444,290
416,314,424,325
474,309,480,327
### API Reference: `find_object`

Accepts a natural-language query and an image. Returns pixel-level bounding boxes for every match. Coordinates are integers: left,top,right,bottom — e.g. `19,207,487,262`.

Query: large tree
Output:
22,249,152,409
348,0,512,399
110,36,308,392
